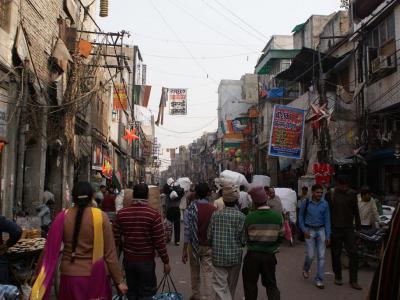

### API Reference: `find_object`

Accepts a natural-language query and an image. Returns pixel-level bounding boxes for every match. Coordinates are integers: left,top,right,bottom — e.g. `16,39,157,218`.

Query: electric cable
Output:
149,0,218,84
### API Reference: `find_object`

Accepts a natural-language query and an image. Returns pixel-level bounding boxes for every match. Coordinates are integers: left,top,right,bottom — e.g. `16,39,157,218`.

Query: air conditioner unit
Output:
372,56,396,73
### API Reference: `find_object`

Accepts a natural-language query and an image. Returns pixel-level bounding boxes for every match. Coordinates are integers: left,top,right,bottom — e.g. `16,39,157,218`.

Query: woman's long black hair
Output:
70,181,93,262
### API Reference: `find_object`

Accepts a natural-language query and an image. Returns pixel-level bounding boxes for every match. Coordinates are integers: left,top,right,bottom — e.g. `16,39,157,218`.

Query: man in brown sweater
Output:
327,175,362,290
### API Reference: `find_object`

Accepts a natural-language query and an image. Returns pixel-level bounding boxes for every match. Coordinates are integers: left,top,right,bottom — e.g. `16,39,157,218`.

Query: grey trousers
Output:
212,264,241,300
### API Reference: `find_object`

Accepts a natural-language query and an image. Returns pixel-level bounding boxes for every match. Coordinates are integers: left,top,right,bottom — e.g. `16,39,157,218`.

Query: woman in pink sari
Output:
30,182,127,300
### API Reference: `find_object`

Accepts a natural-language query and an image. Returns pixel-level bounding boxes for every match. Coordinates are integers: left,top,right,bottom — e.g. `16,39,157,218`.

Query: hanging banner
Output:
268,105,305,159
168,88,187,115
113,83,128,110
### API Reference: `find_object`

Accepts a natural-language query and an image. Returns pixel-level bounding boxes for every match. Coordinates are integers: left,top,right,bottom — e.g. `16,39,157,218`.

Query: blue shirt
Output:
299,199,331,238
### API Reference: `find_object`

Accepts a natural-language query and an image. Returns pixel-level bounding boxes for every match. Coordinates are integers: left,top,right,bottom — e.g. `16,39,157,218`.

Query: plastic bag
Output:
153,274,183,300
0,284,19,300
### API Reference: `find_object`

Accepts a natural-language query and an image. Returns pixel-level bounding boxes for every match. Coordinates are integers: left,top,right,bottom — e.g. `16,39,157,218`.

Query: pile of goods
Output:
7,238,46,254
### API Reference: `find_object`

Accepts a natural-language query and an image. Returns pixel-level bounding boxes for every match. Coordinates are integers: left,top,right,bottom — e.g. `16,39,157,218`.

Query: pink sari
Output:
30,208,112,300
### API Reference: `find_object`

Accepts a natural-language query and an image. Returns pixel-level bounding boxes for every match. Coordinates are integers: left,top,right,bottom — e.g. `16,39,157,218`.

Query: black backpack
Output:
297,199,310,241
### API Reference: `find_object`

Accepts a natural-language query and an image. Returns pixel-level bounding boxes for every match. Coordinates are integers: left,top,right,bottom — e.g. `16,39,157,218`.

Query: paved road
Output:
155,237,374,300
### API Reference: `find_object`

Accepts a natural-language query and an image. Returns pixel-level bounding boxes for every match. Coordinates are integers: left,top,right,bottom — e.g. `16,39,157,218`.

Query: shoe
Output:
334,279,343,286
316,281,324,289
175,242,180,246
350,282,362,290
302,271,309,279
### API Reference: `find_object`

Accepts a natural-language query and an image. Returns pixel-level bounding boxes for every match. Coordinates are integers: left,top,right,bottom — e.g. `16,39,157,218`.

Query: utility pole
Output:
15,60,29,212
317,47,331,163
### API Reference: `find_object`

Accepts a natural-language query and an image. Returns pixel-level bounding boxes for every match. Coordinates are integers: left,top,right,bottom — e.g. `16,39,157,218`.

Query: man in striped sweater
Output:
243,186,284,300
114,183,171,300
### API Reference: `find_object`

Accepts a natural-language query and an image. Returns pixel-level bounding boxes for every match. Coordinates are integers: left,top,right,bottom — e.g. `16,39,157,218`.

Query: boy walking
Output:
243,187,284,300
298,184,331,289
208,186,246,300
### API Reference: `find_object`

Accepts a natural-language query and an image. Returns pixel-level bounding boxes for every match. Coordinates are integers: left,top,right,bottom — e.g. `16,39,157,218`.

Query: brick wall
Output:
20,0,67,82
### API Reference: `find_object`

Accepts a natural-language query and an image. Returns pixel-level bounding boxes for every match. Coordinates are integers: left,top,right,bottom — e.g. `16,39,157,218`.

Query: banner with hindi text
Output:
268,105,305,159
168,88,187,115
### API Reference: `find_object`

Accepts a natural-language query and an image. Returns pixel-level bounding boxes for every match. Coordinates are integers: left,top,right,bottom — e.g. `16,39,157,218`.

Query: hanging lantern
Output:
229,148,236,157
99,0,109,17
236,157,241,163
235,149,242,157
122,128,139,144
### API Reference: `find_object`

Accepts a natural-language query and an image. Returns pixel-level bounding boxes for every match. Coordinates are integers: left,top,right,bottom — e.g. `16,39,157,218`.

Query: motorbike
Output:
342,227,386,269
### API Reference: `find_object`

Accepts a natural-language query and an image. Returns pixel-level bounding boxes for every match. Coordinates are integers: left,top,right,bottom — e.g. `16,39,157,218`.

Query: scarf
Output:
187,201,199,261
30,208,109,300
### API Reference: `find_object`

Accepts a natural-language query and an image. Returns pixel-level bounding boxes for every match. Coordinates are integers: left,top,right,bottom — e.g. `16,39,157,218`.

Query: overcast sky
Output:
97,0,341,169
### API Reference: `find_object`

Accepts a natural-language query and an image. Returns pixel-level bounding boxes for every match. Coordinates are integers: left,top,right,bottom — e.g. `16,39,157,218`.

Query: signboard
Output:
168,88,187,115
113,83,128,110
268,105,305,159
0,88,8,140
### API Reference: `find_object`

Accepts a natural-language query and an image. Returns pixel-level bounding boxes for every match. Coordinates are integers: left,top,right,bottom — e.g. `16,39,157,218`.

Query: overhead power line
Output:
149,0,218,83
212,0,269,40
200,0,265,43
168,0,256,52
157,117,218,134
143,51,259,60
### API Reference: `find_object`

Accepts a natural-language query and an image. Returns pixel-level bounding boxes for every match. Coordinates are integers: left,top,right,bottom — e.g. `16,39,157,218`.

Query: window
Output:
367,13,396,48
0,0,11,31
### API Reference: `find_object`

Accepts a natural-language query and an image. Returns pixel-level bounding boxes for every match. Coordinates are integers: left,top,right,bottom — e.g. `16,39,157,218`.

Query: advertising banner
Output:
268,105,305,159
113,83,128,110
168,88,187,115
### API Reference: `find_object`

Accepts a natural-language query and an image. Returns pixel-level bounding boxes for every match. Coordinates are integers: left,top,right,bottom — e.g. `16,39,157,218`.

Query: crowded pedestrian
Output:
298,184,331,289
114,183,170,300
0,215,22,284
102,186,117,222
208,185,246,300
31,181,127,300
238,185,252,215
164,179,185,246
265,186,283,214
94,185,106,208
182,183,216,300
327,175,362,290
36,198,55,237
357,186,380,230
243,186,284,300
213,189,225,211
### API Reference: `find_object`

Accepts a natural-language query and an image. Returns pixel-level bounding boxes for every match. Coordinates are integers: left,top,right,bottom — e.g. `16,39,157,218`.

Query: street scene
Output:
0,0,400,299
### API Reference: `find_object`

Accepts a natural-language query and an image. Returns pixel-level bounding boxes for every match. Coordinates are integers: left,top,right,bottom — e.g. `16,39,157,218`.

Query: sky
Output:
97,0,341,169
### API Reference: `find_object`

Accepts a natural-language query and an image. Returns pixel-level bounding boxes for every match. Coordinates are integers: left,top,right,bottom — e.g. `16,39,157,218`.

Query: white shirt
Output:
239,191,252,209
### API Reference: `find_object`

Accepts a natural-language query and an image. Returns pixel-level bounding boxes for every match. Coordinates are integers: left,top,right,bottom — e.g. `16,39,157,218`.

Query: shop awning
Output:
275,47,341,82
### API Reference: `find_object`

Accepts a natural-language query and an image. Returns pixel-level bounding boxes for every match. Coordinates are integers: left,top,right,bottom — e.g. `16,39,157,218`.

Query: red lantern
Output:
229,148,236,157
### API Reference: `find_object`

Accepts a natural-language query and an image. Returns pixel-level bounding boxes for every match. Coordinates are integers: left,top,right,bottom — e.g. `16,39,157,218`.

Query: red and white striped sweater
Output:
113,201,169,264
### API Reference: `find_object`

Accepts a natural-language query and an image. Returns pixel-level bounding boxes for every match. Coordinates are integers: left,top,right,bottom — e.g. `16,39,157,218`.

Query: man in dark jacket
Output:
327,175,362,290
0,215,22,284
164,182,184,246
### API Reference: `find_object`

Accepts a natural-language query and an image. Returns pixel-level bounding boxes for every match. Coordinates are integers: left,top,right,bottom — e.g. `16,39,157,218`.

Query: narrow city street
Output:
155,235,374,300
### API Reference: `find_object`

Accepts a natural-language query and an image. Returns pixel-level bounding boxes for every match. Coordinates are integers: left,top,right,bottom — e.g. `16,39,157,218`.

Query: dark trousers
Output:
331,228,358,283
167,207,180,243
124,260,157,300
0,256,9,284
242,251,280,300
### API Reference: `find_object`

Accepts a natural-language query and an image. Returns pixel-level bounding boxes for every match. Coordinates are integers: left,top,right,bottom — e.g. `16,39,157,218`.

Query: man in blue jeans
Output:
299,184,331,289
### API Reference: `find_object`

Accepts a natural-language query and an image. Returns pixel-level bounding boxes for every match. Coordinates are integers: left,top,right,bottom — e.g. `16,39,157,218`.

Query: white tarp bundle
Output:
251,175,271,188
176,177,192,192
275,188,297,223
215,170,249,189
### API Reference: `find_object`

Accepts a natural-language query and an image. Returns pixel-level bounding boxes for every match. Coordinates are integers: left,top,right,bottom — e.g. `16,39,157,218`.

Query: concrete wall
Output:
218,80,251,123
294,15,335,49
320,11,350,53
